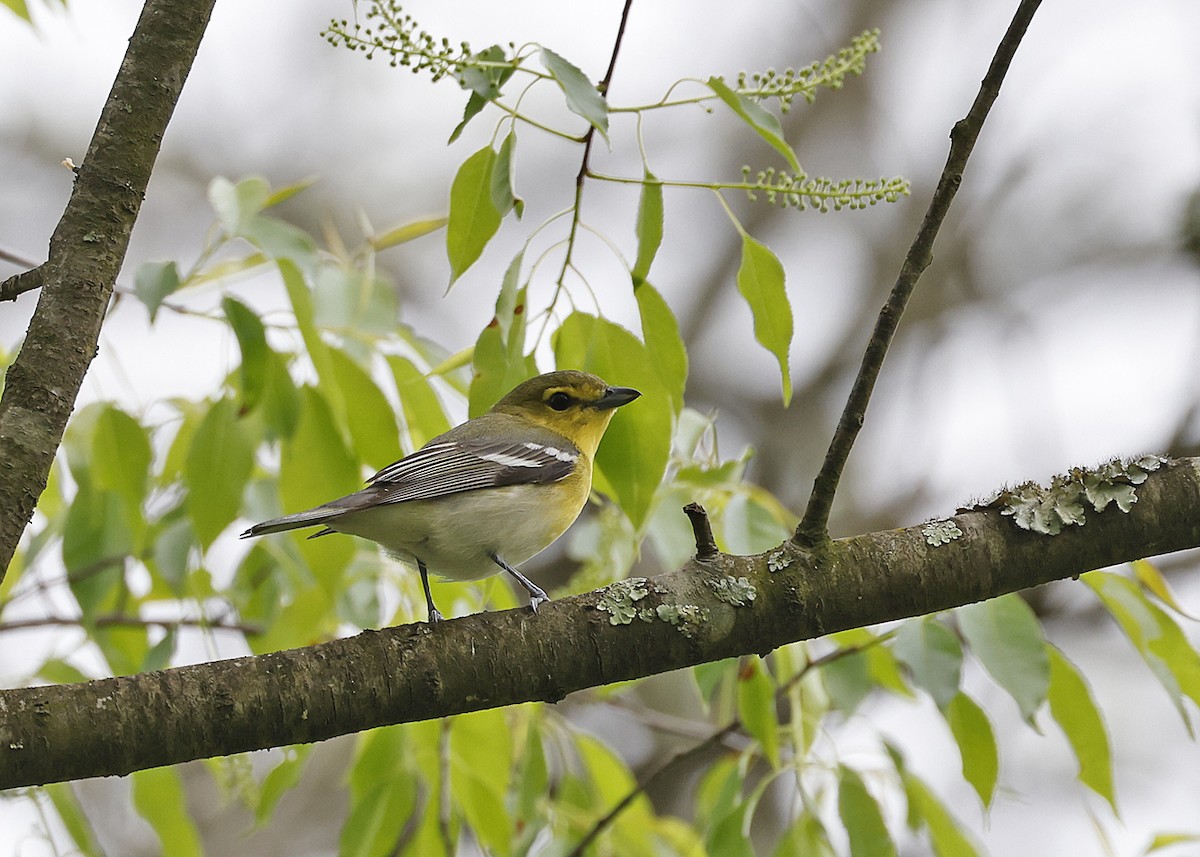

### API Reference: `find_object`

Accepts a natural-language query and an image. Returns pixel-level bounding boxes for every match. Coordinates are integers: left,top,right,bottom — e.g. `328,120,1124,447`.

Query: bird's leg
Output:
417,559,444,623
490,553,550,612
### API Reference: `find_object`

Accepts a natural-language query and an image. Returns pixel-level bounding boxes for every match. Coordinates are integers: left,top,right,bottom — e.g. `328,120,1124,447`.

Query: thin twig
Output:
683,502,719,560
0,614,261,635
550,0,635,294
0,266,44,302
795,0,1044,546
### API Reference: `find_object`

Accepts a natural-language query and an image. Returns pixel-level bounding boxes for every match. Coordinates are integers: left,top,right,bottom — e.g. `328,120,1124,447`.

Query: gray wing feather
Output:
368,437,578,505
241,436,580,539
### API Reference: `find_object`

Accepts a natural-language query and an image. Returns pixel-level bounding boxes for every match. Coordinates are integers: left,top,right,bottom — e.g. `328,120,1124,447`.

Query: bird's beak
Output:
593,386,641,410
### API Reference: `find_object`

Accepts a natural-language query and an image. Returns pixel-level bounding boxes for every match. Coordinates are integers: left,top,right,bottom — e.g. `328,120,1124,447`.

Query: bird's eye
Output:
547,391,572,411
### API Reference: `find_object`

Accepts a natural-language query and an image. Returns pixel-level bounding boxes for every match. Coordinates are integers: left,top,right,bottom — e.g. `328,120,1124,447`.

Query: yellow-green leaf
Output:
956,594,1049,722
388,356,451,450
737,658,780,767
941,692,998,808
369,216,447,251
540,48,609,139
1047,645,1116,810
186,398,254,548
634,281,687,413
707,76,801,173
901,770,984,857
447,145,503,286
327,348,401,470
632,171,663,284
736,234,793,405
894,617,963,708
837,766,896,857
131,767,203,857
553,312,672,528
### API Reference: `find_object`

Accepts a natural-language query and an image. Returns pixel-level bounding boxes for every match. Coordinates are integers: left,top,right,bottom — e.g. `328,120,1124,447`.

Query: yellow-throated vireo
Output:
241,370,640,622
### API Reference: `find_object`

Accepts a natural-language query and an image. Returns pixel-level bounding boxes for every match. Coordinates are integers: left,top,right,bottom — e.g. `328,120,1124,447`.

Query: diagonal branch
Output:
795,0,1044,546
0,0,217,581
2,457,1196,789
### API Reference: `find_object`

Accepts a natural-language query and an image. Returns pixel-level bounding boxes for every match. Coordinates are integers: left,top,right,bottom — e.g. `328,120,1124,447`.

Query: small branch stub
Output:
683,502,719,560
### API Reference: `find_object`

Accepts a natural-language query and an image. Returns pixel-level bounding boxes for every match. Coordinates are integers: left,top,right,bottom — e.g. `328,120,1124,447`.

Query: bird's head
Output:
492,370,641,456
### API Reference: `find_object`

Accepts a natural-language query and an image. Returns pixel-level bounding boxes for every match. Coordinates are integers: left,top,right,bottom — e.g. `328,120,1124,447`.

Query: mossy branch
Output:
2,457,1196,788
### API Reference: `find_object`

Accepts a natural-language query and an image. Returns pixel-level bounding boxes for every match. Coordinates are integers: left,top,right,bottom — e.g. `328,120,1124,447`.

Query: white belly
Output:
328,484,581,581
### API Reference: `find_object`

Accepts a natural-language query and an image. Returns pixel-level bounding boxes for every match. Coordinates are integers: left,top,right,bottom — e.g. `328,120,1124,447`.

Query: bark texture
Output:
0,0,217,577
3,457,1197,789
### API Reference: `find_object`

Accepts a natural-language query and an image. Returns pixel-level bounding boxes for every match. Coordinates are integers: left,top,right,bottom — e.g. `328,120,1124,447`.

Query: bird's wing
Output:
366,437,580,505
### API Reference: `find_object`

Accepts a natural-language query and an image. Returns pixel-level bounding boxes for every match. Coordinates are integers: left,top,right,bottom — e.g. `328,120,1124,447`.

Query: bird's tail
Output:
240,506,345,539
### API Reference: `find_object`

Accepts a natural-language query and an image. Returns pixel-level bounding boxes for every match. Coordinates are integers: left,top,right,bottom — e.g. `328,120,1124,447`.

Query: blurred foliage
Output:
4,6,1200,856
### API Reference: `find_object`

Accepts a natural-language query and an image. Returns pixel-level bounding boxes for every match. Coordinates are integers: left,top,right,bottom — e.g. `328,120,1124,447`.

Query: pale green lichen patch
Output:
767,549,793,573
711,575,757,607
656,603,709,638
973,455,1170,536
922,518,963,546
597,577,651,625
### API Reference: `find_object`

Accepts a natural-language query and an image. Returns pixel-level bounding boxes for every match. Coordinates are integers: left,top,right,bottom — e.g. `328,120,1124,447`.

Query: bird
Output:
240,370,641,622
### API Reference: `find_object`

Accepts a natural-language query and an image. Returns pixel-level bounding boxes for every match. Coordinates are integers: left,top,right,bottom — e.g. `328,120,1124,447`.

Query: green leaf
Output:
279,388,360,590
2,0,32,23
772,813,835,857
822,646,873,714
1144,833,1200,855
223,296,270,412
36,658,91,685
736,234,793,405
340,781,415,857
540,48,609,139
1047,645,1116,810
262,175,319,209
92,405,152,519
956,594,1050,722
131,767,204,857
388,356,451,450
554,312,673,528
210,175,269,231
451,710,514,854
340,732,413,857
894,617,963,708
632,171,664,284
1084,570,1200,732
250,584,336,655
185,397,255,548
447,145,503,286
1132,559,1198,620
327,348,401,470
737,658,780,767
450,45,516,143
837,766,896,857
490,130,523,218
257,747,312,826
370,216,448,251
134,260,181,322
62,490,127,603
43,783,104,857
210,176,316,267
941,692,999,808
707,76,801,173
901,770,984,857
634,281,687,413
280,259,339,399
469,252,536,417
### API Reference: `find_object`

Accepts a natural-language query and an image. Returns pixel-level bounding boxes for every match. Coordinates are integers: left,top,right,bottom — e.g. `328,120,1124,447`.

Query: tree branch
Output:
0,0,217,580
796,0,1044,545
3,457,1196,789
